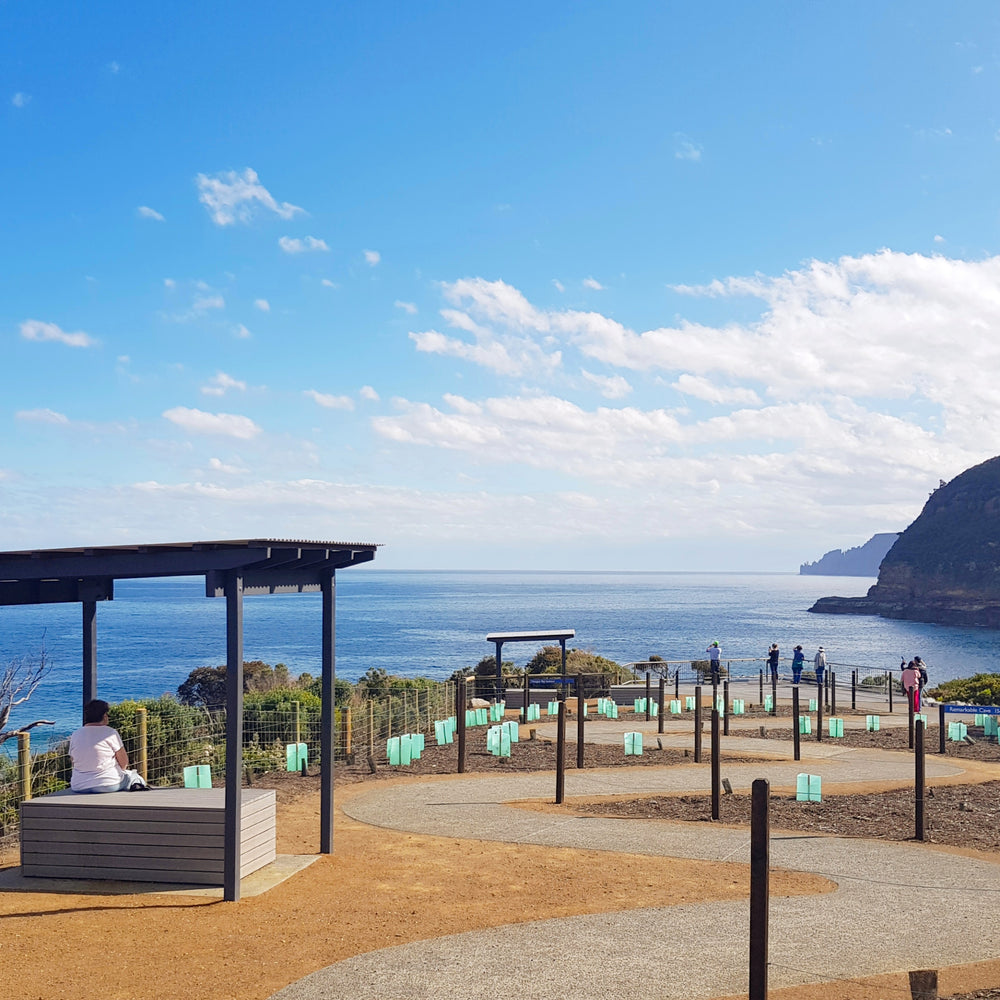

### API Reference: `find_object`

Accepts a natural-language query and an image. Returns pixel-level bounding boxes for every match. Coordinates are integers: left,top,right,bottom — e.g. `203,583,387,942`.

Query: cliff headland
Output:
800,532,899,576
809,456,1000,628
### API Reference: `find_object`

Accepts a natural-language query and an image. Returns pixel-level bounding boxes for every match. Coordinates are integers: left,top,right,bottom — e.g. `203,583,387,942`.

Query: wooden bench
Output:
19,788,276,885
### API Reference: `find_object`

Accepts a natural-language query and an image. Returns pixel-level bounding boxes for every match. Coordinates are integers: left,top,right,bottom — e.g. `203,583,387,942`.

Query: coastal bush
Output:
928,673,1000,706
110,698,204,785
691,659,728,680
177,660,305,708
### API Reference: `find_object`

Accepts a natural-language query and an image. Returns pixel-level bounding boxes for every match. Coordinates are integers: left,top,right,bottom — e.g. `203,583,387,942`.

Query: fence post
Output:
711,709,720,820
18,731,31,801
888,670,894,712
758,669,763,706
457,678,467,774
792,685,800,761
136,706,148,782
694,685,702,763
403,690,408,732
816,678,823,742
368,699,375,757
770,670,777,716
723,679,730,736
555,700,566,804
938,702,946,755
345,707,353,759
749,778,770,1000
851,669,857,710
576,675,585,769
658,677,666,734
645,671,651,721
830,670,837,716
674,667,679,700
386,696,393,740
292,700,301,745
915,719,925,841
908,686,915,749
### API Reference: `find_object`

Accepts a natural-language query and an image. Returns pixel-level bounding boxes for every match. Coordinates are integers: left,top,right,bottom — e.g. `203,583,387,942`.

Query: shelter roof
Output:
0,538,379,605
486,629,575,644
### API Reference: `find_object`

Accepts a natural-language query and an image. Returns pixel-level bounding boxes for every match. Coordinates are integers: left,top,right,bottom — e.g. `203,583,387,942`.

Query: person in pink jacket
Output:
901,660,920,712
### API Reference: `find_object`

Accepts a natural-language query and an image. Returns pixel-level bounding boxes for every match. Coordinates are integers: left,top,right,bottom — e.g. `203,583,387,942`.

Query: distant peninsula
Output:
809,456,1000,628
800,533,899,576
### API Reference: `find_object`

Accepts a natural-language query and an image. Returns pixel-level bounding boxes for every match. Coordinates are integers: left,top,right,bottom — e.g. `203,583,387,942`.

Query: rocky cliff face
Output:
800,532,899,576
809,456,1000,627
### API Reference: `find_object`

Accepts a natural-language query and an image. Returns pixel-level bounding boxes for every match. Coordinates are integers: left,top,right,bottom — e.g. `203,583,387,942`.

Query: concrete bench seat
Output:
19,787,276,885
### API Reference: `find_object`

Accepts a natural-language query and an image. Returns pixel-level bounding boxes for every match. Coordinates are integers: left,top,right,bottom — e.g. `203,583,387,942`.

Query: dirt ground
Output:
2,726,1000,1000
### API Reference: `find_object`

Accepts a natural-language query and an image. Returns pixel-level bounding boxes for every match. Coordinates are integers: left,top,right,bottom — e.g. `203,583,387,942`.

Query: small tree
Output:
0,649,54,746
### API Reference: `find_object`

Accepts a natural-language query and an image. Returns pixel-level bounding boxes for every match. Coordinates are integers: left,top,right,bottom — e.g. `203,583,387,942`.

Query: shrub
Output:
928,673,1000,706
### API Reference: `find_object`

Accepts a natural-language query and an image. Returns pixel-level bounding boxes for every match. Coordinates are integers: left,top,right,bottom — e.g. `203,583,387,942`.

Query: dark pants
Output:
792,665,803,684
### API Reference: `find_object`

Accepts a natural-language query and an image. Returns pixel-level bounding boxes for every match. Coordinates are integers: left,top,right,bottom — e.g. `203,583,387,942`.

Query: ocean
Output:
1,569,996,741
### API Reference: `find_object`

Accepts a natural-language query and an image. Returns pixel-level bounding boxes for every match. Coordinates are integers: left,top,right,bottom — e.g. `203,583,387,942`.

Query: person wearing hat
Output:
813,646,827,687
915,656,928,693
791,644,805,684
706,641,721,685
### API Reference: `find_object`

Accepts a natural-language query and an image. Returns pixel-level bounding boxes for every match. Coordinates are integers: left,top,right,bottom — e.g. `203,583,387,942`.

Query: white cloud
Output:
360,385,380,401
364,249,381,266
108,61,120,74
208,457,247,476
11,92,30,108
583,277,604,291
193,293,225,312
672,374,761,406
304,389,354,410
196,168,303,226
581,370,632,399
674,132,703,161
16,408,70,425
321,279,339,288
137,205,164,221
163,406,261,440
163,278,176,289
253,298,270,312
552,279,565,293
201,372,247,396
934,235,945,243
279,235,329,254
20,319,96,348
233,323,252,339
395,300,418,314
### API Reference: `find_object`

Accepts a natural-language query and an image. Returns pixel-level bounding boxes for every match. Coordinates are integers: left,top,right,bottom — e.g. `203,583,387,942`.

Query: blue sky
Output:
3,2,1000,570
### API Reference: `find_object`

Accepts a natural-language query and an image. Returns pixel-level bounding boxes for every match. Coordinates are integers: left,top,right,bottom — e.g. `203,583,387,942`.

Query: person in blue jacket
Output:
791,645,805,684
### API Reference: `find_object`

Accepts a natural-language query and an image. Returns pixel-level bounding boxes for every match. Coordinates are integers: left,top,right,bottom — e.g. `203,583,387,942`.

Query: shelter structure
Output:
0,538,378,900
485,629,575,699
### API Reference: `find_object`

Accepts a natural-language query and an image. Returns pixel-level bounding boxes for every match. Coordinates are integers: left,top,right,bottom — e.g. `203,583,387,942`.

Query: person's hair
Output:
83,699,110,724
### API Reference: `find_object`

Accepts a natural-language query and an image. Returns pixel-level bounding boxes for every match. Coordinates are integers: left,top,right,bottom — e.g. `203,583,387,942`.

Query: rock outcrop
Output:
809,456,1000,628
800,533,899,576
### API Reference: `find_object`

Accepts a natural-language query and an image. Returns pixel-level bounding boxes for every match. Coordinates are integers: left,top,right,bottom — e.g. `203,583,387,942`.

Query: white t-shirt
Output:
69,725,125,791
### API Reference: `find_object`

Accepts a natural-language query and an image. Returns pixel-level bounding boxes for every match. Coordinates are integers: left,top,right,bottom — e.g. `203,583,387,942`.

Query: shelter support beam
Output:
320,570,336,853
82,600,97,715
224,571,244,902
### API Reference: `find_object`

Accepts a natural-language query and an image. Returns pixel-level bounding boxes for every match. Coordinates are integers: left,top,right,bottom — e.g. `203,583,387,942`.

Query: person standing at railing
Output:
791,645,805,684
706,641,721,685
767,644,780,685
813,647,827,687
915,656,928,695
901,660,920,712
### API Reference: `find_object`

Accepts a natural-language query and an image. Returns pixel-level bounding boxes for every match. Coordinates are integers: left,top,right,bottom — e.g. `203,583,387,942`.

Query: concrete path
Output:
269,742,1000,1000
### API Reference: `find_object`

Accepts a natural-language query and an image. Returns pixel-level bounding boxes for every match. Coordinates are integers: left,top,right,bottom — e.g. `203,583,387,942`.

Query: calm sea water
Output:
1,570,997,741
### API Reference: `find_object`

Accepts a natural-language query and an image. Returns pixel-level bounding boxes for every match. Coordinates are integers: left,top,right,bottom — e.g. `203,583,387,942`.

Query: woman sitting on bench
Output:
69,699,149,792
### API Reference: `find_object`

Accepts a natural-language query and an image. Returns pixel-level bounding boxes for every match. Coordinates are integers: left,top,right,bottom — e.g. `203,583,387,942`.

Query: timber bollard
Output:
457,677,467,774
645,671,651,722
711,709,720,820
816,679,824,742
915,719,925,841
908,687,915,749
851,669,857,711
908,969,937,1000
792,685,800,762
674,668,679,700
749,778,770,1000
658,678,665,734
136,705,148,782
694,685,703,763
723,679,730,736
555,700,566,804
830,670,837,715
770,672,777,716
576,675,585,769
18,731,31,801
758,669,763,706
888,670,894,712
938,703,946,755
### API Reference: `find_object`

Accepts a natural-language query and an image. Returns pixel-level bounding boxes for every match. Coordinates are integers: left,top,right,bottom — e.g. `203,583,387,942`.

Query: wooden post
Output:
694,685,702,763
888,670,894,712
345,707,353,759
758,669,763,706
908,970,938,1000
830,670,837,715
368,699,374,757
523,671,530,723
386,697,392,740
792,685,800,762
136,706,148,782
711,709,720,820
852,669,857,710
658,678,665,735
645,671,651,721
816,678,823,742
555,700,566,804
576,675,585,769
770,671,777,716
292,700,301,745
17,731,31,801
749,778,770,1000
915,718,925,842
723,679,730,736
674,667,679,700
939,703,946,755
456,678,467,774
403,689,408,732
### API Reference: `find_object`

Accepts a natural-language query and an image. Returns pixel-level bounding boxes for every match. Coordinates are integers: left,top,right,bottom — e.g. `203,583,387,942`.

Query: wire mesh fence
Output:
0,680,457,851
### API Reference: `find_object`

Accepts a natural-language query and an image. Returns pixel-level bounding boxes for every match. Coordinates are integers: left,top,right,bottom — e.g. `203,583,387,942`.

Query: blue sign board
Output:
942,704,1000,715
524,676,576,687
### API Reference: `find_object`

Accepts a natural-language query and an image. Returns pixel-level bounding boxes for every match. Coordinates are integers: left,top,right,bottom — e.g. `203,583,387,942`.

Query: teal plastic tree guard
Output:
183,764,212,788
732,699,745,714
828,718,844,738
624,731,643,756
798,715,811,735
285,742,308,771
796,773,822,802
685,696,696,711
387,736,401,765
670,699,681,714
764,695,773,712
866,715,880,731
809,698,817,711
547,701,559,715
